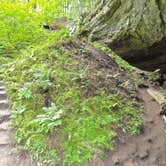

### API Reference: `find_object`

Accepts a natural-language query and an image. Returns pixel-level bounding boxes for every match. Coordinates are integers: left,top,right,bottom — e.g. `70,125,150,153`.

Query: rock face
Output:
80,0,166,72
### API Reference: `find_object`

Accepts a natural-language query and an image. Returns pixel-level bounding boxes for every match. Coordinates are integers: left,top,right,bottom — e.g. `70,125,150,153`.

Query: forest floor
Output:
1,40,166,166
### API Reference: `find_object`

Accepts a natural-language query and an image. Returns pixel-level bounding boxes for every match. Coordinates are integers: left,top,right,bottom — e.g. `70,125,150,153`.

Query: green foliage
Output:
2,43,142,165
0,0,70,61
26,0,69,24
0,1,142,165
18,86,33,99
0,1,43,56
31,103,63,133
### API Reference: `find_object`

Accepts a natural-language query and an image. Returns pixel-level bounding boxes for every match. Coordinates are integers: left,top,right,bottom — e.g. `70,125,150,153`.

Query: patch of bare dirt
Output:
62,40,138,100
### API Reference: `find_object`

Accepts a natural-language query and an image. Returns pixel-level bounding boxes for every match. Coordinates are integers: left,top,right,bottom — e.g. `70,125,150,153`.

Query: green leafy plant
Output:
0,1,143,165
18,86,32,99
31,103,63,133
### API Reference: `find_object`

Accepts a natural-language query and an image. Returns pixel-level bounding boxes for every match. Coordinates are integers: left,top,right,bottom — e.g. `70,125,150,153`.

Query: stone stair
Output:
0,81,13,165
0,81,36,166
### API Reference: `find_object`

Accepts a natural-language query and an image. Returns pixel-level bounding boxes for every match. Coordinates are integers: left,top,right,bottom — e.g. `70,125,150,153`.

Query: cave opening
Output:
123,37,166,74
117,37,166,87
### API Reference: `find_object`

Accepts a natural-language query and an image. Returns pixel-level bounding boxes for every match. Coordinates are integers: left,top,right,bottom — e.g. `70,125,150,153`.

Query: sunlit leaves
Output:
18,86,32,99
30,103,63,133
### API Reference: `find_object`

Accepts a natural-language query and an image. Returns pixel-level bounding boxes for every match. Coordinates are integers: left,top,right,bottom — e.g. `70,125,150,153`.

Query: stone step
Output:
0,156,15,166
0,111,11,123
0,110,11,117
0,131,10,145
0,86,5,91
0,145,11,157
0,100,9,110
0,121,10,131
0,81,4,87
0,91,7,100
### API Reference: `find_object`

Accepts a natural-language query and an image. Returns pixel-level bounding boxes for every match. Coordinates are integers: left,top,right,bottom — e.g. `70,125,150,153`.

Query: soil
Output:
86,88,166,166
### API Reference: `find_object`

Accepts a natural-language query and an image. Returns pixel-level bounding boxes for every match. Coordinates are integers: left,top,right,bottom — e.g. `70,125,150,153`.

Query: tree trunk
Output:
80,0,166,72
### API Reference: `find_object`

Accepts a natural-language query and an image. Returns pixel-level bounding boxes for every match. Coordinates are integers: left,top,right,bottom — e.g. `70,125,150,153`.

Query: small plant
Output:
32,103,63,133
18,86,32,99
33,69,52,90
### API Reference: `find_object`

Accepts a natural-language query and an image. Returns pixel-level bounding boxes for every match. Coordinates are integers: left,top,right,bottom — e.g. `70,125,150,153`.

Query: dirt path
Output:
103,88,166,166
0,81,36,166
85,88,166,166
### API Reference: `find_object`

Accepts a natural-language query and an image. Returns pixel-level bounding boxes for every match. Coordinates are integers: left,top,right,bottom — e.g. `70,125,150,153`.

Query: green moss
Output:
0,3,142,165
1,39,143,165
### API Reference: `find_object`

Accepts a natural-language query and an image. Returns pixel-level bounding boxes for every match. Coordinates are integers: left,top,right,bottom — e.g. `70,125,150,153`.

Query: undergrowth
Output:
1,41,142,165
0,1,143,165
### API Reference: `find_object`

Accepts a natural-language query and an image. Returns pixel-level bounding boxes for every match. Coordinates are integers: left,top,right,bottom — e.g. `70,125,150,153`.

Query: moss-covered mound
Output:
1,38,143,165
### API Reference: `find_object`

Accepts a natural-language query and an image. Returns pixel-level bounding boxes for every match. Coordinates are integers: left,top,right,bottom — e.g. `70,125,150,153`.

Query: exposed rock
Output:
80,0,166,72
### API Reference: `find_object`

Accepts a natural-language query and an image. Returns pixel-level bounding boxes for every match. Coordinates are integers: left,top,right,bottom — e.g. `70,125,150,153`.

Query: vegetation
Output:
0,1,143,165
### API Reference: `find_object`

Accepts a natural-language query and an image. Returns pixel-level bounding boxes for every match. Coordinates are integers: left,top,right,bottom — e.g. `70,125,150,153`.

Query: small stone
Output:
149,120,154,124
0,131,10,145
0,121,10,131
147,138,153,143
112,156,121,165
139,149,149,160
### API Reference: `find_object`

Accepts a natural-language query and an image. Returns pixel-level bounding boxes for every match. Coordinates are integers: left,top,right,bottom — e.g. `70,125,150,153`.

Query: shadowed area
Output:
122,37,166,73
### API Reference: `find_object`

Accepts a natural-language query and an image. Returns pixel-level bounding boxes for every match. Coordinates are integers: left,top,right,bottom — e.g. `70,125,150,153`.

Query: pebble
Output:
112,156,121,165
139,149,149,160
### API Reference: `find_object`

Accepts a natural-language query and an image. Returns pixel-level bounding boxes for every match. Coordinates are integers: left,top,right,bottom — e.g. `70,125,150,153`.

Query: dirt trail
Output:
103,88,166,166
0,81,36,166
86,88,166,166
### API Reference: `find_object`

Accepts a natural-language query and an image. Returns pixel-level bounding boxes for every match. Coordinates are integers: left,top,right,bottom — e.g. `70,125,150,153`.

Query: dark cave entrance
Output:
119,37,166,87
123,37,166,74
